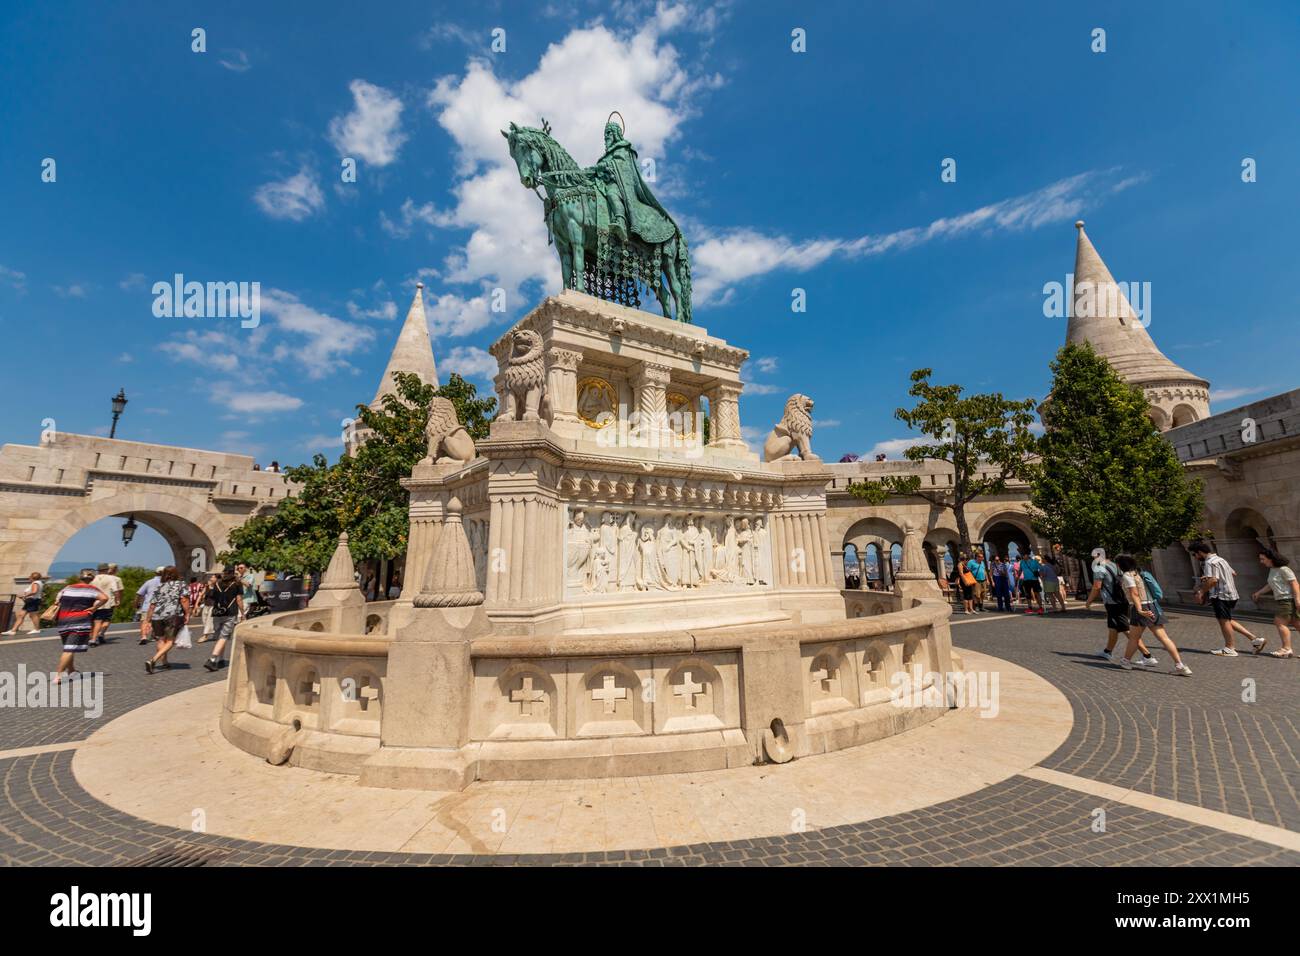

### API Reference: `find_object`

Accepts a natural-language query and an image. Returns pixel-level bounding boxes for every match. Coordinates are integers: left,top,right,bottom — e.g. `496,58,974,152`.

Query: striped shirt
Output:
1201,554,1239,600
55,585,104,634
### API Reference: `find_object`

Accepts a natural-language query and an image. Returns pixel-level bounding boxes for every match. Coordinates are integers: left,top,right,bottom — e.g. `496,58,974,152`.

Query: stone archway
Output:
1171,404,1199,427
24,492,227,578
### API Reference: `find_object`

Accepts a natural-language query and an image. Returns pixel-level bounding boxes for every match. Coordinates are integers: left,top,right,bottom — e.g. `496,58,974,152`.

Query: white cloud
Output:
219,49,251,72
158,330,241,372
328,80,407,167
755,356,778,374
425,291,494,339
119,272,147,291
300,432,345,452
862,436,929,460
253,168,325,221
380,198,455,238
813,418,841,428
259,289,375,378
441,345,498,381
53,283,88,298
347,297,398,321
692,168,1144,304
1210,385,1275,405
211,385,305,414
0,265,26,290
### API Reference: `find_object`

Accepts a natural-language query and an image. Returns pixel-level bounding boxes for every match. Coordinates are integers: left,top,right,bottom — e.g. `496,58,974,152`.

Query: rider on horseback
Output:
590,119,678,248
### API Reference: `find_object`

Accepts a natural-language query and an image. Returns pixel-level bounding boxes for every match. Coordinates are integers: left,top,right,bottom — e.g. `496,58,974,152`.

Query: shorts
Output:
1132,601,1164,627
60,628,91,652
1105,602,1130,633
1210,597,1237,621
960,584,974,600
23,596,42,613
1023,579,1042,595
92,607,113,622
1043,580,1060,594
151,617,181,640
1275,597,1298,620
212,615,238,641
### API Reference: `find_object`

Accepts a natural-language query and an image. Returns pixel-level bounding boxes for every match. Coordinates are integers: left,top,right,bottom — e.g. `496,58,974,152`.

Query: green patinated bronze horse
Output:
503,120,692,324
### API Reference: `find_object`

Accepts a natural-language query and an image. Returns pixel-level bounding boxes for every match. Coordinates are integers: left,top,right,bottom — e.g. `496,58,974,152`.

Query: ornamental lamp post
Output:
110,389,128,439
121,515,138,547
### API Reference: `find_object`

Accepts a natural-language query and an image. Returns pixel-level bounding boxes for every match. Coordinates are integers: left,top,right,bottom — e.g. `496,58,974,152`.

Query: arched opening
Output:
982,520,1031,562
1222,506,1276,600
1147,406,1170,431
1171,404,1199,428
843,543,861,589
50,516,172,578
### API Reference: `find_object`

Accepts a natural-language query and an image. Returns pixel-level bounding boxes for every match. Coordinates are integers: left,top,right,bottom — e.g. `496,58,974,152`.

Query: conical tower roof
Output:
1066,221,1206,388
371,282,439,407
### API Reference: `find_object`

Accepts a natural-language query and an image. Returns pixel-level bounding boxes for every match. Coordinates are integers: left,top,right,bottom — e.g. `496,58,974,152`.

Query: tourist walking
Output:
1085,552,1156,664
1019,550,1045,615
968,552,987,611
989,555,1012,612
1041,557,1067,613
956,553,976,613
1114,555,1191,675
135,566,163,645
144,567,190,674
88,562,123,646
3,571,46,635
1250,549,1297,658
1190,540,1264,656
51,569,108,684
202,570,244,671
198,573,219,641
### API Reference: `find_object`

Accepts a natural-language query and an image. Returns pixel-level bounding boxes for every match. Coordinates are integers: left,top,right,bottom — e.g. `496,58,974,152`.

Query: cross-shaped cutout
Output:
811,662,836,694
299,677,320,706
357,681,379,712
591,674,627,715
510,676,546,716
674,670,704,709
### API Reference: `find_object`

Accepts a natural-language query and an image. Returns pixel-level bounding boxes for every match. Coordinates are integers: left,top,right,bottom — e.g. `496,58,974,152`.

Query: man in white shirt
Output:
1191,541,1263,656
136,566,163,645
88,562,124,646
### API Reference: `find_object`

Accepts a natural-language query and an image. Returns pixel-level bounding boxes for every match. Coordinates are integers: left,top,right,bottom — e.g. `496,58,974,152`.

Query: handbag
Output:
39,602,59,623
175,624,193,649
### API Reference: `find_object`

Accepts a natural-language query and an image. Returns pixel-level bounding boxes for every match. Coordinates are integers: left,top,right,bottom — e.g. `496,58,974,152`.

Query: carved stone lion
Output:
499,328,548,422
420,396,476,465
763,393,819,462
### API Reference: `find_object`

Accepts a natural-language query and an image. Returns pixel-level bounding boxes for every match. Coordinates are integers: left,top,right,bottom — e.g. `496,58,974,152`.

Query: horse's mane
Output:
517,126,580,171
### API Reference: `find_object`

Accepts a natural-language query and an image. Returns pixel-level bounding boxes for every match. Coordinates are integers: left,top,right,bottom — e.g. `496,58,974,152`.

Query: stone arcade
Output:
220,290,961,789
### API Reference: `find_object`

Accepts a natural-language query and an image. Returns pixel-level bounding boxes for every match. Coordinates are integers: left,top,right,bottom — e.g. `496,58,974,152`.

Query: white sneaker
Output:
1211,647,1239,657
25,629,41,635
1,630,16,636
1174,663,1193,676
1136,655,1158,666
1099,649,1113,661
1118,656,1134,670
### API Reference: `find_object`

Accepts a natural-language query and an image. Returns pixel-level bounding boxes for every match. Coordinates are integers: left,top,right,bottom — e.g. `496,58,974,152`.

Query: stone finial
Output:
415,496,484,608
317,532,359,590
894,522,933,582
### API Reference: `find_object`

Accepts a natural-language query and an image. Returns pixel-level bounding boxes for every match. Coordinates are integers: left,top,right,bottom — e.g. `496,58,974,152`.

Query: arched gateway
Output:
0,433,287,583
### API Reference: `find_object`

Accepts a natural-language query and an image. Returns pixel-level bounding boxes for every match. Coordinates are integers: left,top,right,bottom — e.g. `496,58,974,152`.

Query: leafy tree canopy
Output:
220,372,495,574
1029,343,1203,557
847,368,1039,551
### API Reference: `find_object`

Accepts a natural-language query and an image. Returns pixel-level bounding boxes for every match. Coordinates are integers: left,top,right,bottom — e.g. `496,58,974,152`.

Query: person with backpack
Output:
1114,555,1191,675
1085,549,1156,665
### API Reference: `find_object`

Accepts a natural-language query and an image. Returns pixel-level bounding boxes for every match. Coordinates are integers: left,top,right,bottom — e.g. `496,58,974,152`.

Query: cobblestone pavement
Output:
952,607,1300,831
1,613,1296,866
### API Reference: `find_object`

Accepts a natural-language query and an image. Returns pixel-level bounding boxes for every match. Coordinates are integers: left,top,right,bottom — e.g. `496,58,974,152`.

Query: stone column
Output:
709,382,746,451
308,532,366,633
633,362,672,448
546,347,583,428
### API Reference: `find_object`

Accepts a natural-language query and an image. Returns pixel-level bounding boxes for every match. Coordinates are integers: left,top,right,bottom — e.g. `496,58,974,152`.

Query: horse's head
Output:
502,122,544,190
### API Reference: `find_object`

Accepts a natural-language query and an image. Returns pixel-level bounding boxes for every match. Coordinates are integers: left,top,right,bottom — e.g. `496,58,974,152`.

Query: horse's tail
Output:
677,233,692,324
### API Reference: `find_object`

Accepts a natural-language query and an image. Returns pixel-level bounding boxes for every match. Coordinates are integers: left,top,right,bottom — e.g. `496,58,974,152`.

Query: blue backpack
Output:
1141,570,1164,602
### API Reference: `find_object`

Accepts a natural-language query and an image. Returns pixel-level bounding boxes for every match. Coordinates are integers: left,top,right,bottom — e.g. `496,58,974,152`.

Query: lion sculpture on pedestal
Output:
500,328,549,422
420,396,476,466
763,393,818,462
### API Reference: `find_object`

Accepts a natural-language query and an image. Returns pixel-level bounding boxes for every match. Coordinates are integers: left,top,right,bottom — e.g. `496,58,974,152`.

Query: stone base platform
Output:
76,649,1071,855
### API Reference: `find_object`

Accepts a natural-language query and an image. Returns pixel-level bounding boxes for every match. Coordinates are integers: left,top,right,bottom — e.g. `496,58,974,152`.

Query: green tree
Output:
847,368,1039,553
220,372,495,574
1029,343,1202,557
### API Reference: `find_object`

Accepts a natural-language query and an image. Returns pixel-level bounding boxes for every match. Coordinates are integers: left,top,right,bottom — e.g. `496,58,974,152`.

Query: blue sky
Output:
3,0,1298,560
